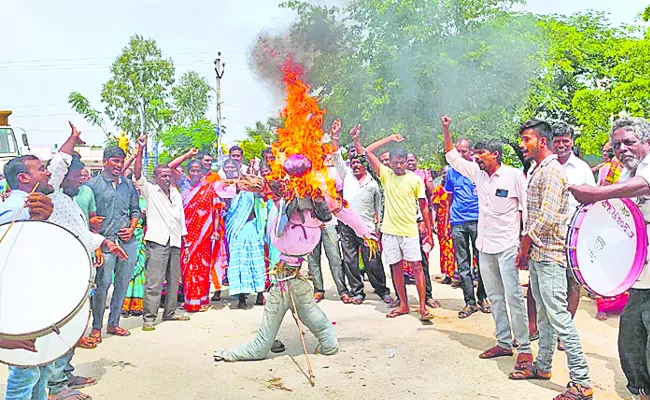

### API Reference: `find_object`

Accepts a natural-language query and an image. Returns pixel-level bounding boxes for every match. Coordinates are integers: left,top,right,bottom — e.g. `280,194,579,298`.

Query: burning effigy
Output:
214,57,374,384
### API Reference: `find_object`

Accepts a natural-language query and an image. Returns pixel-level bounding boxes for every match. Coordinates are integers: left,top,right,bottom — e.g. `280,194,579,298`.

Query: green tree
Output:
158,119,216,161
68,91,110,137
643,5,650,22
268,1,647,165
238,118,279,162
101,34,175,139
172,71,213,126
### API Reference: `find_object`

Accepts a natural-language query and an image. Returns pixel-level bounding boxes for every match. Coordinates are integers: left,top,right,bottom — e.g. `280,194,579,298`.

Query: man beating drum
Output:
570,116,650,400
0,122,127,400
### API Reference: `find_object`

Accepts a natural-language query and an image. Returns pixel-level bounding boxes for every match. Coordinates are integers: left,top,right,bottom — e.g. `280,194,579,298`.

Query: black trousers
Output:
339,222,390,298
619,289,650,396
451,220,487,306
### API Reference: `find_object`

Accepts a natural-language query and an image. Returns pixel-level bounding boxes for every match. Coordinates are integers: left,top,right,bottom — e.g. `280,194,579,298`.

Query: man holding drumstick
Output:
570,116,650,400
1,122,127,400
0,155,54,400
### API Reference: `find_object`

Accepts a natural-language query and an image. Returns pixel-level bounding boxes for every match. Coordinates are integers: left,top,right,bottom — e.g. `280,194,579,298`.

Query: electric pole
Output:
214,52,225,165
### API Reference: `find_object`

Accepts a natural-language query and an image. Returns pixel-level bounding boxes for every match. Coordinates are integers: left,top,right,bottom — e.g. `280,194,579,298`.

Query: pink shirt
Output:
446,149,527,254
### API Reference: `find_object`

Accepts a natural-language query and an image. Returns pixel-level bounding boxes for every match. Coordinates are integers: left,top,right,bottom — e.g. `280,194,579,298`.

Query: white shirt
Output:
620,152,650,289
48,152,105,254
561,153,596,211
446,148,527,254
333,151,381,231
134,176,187,248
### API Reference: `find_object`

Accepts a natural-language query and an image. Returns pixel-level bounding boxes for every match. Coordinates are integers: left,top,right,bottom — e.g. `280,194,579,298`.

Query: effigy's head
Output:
283,154,312,177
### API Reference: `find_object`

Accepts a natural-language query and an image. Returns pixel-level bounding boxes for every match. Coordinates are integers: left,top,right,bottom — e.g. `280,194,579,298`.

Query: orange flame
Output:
269,56,337,201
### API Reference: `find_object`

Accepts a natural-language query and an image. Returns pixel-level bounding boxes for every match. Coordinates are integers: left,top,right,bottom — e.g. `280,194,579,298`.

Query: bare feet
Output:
596,312,608,321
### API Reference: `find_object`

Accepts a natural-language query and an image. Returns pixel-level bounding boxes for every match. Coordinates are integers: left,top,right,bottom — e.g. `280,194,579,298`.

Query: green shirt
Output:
75,185,97,223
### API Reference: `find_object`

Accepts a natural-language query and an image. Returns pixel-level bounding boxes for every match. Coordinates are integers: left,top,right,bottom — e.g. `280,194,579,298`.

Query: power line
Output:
0,59,248,73
0,50,246,66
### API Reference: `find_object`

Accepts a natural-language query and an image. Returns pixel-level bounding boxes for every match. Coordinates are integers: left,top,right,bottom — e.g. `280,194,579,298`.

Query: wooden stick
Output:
287,281,316,387
0,183,39,245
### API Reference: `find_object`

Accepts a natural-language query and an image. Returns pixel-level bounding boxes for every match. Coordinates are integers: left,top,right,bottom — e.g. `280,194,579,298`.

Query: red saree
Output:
181,173,227,312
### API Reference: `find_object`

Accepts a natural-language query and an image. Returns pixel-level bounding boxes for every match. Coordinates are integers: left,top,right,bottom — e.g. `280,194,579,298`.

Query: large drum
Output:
566,198,648,297
0,220,93,366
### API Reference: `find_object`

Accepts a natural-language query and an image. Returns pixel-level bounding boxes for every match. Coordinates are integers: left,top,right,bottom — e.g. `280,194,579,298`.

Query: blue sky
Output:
0,0,646,147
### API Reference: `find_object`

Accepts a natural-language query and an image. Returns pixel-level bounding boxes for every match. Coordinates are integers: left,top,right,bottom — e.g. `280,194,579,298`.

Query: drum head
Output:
568,199,648,297
0,300,90,367
0,220,91,338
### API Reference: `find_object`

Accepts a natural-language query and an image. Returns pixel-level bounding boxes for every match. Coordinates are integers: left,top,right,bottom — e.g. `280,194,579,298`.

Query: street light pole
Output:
214,52,225,166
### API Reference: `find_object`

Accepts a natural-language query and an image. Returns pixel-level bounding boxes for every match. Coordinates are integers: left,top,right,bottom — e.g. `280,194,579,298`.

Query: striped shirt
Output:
523,154,570,265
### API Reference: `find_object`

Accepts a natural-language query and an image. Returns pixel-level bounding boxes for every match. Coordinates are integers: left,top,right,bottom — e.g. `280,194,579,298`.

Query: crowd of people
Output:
0,113,648,400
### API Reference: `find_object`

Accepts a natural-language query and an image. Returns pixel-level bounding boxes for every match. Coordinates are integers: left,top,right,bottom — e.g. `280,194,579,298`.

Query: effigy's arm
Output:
333,205,372,239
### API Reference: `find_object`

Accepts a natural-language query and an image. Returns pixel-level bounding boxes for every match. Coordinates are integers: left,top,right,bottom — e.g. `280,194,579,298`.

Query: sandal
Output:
77,337,98,350
350,295,364,305
48,388,91,400
340,293,354,304
458,306,478,319
514,353,533,371
553,382,593,400
479,345,513,359
426,298,442,308
386,307,410,318
314,292,324,303
508,365,551,380
478,300,491,314
66,376,96,390
382,295,399,307
106,326,130,337
420,311,435,321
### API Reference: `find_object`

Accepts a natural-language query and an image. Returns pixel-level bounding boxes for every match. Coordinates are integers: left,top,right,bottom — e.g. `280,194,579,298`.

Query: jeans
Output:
47,350,75,395
6,363,54,400
91,237,139,330
529,259,590,387
339,223,390,298
451,221,487,306
619,289,650,396
307,225,348,296
143,241,182,323
216,278,338,361
479,247,530,353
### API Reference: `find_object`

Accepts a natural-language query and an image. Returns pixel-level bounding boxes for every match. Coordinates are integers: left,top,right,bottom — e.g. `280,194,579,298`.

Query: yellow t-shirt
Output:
379,165,425,237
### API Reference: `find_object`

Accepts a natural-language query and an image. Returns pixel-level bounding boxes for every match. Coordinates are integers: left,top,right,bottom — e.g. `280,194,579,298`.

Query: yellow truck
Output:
0,110,31,173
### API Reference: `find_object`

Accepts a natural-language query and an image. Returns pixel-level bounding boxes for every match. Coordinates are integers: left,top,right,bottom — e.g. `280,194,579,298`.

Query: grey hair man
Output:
570,116,650,400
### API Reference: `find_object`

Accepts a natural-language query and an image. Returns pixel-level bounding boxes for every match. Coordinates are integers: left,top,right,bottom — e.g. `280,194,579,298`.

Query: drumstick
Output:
0,183,40,245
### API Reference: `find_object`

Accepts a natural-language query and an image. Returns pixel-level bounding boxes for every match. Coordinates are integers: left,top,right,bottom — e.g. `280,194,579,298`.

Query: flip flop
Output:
66,376,96,390
420,311,435,321
426,298,442,308
458,306,477,319
386,308,409,318
478,300,491,314
106,326,130,337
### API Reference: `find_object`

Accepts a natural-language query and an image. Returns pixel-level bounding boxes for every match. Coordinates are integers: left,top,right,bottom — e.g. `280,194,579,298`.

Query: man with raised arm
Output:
351,126,435,321
442,115,532,371
133,136,190,331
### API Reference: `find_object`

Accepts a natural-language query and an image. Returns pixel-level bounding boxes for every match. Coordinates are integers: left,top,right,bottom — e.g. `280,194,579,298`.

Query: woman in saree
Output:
122,196,147,316
431,168,460,285
178,159,227,312
221,158,266,309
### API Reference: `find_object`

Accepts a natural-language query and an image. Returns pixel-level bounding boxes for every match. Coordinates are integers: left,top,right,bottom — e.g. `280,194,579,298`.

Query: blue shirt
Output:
86,173,141,241
0,190,30,224
445,168,479,226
